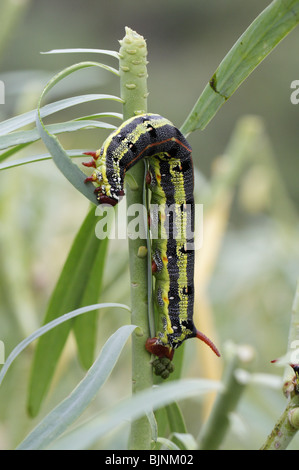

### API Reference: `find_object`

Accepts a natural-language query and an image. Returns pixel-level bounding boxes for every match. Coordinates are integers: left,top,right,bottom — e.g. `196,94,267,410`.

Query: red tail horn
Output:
196,330,221,357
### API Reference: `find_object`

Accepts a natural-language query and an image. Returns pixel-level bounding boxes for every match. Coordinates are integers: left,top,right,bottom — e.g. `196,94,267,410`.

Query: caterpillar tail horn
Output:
196,330,221,357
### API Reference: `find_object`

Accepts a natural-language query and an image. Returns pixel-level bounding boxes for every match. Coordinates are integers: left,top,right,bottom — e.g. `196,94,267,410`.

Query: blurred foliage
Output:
0,0,298,450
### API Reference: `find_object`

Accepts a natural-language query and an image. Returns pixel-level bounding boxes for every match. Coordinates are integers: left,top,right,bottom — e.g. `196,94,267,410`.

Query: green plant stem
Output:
260,395,299,450
197,342,255,450
119,27,153,450
261,280,299,450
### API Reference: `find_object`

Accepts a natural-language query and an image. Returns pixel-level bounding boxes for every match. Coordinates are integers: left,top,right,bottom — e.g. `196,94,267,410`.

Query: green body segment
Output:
148,153,195,352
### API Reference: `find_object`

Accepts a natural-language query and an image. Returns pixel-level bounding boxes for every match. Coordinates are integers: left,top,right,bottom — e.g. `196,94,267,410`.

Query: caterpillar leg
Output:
92,186,120,206
82,151,100,169
84,175,97,183
82,160,96,168
83,151,99,159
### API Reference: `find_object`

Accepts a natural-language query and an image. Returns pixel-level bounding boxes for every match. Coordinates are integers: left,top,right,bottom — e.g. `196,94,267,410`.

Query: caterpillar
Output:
84,113,220,366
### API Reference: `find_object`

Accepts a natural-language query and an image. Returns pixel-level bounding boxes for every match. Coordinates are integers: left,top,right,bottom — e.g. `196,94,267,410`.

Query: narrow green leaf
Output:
75,111,123,121
147,411,158,443
0,142,33,163
27,208,110,417
42,48,120,59
170,432,198,450
0,112,122,163
18,325,136,451
181,0,299,135
0,150,85,171
155,437,180,450
153,402,186,442
49,379,222,450
0,302,130,387
36,61,119,95
73,234,110,369
152,408,168,445
35,62,122,204
36,116,98,205
0,93,122,135
0,120,116,150
165,402,187,434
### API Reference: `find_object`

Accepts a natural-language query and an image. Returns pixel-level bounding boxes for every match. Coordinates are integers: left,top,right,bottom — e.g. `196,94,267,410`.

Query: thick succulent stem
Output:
261,280,299,450
119,27,152,450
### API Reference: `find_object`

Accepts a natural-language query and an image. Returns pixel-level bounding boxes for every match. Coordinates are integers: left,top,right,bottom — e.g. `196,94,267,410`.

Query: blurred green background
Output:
0,0,298,450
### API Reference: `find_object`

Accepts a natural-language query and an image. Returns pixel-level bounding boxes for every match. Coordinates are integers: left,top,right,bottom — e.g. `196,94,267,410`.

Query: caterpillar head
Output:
83,150,124,206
